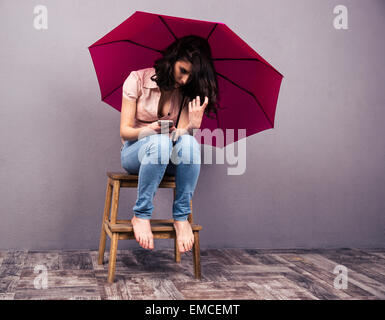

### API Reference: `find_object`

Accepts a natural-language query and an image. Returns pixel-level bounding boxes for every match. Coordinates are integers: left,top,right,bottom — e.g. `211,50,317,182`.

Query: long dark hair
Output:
151,35,220,120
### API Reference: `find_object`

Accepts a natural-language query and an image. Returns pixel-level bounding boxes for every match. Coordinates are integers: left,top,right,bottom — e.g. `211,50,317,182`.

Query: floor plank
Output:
173,280,259,300
276,253,369,299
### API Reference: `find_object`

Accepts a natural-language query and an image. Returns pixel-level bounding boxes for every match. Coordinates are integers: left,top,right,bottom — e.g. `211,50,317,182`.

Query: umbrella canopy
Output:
88,11,284,148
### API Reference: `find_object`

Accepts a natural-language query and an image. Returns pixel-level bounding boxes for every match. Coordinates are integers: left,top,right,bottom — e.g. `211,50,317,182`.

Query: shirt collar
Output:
143,67,159,89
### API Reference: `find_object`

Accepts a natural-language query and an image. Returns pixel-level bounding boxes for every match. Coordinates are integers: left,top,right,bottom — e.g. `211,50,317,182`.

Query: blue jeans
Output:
120,133,201,221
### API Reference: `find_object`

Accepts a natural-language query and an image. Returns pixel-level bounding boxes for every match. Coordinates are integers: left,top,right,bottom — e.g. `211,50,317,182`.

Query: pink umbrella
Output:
88,11,284,148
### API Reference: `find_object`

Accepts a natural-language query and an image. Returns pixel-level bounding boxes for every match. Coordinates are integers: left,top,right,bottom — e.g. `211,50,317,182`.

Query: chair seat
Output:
107,219,202,233
107,172,175,181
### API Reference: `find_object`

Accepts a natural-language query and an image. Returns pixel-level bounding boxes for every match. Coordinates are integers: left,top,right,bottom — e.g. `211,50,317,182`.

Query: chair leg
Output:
174,237,181,263
107,179,120,283
107,232,119,283
98,178,113,265
192,231,201,279
173,187,181,263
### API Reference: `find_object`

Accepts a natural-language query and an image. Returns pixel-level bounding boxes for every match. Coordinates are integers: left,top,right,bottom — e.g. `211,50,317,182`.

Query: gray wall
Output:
0,0,384,250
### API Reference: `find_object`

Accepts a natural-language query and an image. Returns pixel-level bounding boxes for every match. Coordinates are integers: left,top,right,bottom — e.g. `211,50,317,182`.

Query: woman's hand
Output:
147,121,162,133
149,121,176,133
170,128,189,142
188,96,208,129
140,121,176,138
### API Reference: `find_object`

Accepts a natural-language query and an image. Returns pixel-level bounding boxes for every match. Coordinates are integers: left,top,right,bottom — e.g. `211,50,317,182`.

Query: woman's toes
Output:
142,237,147,249
149,238,154,250
178,242,186,253
139,236,144,248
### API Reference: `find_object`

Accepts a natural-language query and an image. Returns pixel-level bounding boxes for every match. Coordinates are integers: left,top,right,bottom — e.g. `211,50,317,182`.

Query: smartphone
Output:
158,120,174,127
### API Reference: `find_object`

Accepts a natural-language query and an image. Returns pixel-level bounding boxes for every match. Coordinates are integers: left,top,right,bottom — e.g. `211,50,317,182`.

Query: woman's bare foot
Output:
173,220,194,253
131,215,154,250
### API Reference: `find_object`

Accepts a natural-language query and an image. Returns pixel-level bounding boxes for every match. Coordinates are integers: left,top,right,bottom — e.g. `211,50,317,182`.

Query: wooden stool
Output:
98,172,202,283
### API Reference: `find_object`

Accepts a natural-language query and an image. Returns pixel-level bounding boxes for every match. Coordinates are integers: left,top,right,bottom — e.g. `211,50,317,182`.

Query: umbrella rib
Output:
206,24,218,40
158,15,178,40
215,71,273,127
102,83,124,101
90,39,162,53
213,58,283,77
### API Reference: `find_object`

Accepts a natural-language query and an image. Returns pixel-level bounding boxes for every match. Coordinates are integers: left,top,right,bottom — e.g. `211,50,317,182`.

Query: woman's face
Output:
173,59,192,88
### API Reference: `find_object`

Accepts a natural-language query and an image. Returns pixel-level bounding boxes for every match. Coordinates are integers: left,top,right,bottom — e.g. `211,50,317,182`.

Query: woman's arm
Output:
176,103,194,134
120,96,161,141
120,96,141,141
170,100,195,142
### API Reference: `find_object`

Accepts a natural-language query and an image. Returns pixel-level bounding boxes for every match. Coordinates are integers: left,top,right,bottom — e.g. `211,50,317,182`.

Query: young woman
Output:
120,35,218,253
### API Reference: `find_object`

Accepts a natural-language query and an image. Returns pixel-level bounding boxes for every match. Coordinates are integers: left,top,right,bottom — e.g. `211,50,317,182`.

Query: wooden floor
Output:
0,248,384,300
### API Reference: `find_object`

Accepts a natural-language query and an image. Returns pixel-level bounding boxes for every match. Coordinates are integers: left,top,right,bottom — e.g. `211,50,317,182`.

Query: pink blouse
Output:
121,67,186,144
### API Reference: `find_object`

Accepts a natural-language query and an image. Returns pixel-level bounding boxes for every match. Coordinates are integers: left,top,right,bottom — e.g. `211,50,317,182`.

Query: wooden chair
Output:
98,172,202,283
